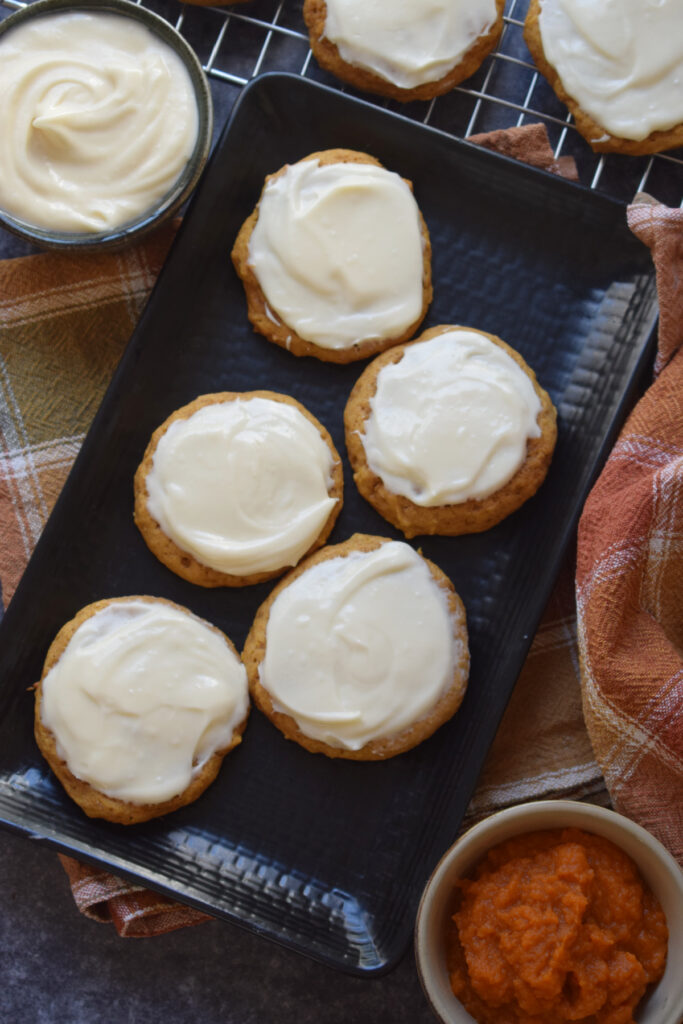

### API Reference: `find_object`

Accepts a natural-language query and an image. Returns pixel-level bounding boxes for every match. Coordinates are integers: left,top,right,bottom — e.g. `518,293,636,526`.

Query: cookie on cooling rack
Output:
243,534,469,760
344,325,557,538
134,391,343,587
34,596,249,824
304,0,505,103
231,148,432,364
524,0,683,154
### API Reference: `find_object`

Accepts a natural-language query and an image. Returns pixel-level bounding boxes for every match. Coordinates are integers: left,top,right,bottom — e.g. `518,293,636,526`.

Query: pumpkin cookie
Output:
344,325,557,538
243,534,469,760
231,149,432,363
134,391,343,587
304,0,505,103
524,0,683,154
34,596,249,824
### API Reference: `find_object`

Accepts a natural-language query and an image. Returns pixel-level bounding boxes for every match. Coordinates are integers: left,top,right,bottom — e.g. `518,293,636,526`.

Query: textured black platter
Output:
0,73,658,975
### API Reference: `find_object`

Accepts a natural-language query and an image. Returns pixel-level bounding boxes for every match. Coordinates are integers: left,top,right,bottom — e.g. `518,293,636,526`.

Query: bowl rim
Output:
414,799,683,1024
0,0,213,251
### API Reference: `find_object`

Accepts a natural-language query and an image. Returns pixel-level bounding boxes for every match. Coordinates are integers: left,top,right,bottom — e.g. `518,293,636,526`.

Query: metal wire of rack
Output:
1,0,682,206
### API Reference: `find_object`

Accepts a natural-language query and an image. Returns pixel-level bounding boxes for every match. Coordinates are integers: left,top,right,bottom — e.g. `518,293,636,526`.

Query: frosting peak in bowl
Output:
0,9,200,232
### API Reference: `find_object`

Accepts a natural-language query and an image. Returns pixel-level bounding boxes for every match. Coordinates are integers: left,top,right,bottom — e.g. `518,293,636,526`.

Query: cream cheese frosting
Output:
247,158,425,350
259,542,463,750
40,600,249,804
145,397,338,576
323,0,499,89
538,0,683,141
361,330,542,506
0,11,199,232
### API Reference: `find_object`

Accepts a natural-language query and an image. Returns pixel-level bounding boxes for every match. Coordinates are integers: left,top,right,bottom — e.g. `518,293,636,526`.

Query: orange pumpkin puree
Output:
446,828,668,1024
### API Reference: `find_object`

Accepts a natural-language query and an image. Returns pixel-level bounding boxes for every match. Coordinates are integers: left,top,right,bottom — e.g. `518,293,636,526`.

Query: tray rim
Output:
0,70,659,976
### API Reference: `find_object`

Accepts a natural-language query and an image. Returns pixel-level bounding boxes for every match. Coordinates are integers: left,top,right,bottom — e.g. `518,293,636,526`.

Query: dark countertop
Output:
0,829,433,1024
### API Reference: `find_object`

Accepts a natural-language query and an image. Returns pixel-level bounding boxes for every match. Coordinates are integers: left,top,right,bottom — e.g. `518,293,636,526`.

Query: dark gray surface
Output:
0,233,38,259
0,830,432,1023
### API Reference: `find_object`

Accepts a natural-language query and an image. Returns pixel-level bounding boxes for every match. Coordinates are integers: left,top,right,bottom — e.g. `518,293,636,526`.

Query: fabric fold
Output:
577,200,683,863
58,856,211,936
627,198,683,375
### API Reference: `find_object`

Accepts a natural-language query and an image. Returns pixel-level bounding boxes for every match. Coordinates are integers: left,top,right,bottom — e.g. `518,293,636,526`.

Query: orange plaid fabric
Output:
577,199,683,864
0,226,178,606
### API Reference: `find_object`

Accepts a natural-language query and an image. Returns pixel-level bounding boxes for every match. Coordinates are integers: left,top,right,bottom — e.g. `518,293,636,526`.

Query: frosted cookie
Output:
34,596,249,824
344,326,557,538
134,391,343,587
304,0,505,103
243,534,469,760
524,0,683,154
231,149,432,364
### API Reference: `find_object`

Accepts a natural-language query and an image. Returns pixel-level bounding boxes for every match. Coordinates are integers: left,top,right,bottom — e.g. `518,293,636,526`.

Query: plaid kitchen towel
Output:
576,198,683,864
0,125,616,937
0,222,214,934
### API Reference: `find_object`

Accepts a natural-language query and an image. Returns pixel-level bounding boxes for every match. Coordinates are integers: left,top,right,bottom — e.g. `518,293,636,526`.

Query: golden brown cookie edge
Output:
242,533,470,760
303,0,505,103
343,325,558,539
523,0,683,155
133,390,344,587
34,595,249,824
231,148,433,364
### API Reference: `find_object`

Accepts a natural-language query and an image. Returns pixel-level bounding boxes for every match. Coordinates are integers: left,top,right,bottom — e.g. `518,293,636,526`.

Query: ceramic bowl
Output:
415,799,683,1024
0,0,212,251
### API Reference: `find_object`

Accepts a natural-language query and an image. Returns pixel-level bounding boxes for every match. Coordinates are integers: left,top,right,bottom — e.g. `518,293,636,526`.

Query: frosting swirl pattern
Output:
41,600,249,804
323,0,499,89
538,0,683,141
248,158,425,350
145,397,338,576
259,542,463,750
360,329,542,506
0,11,199,231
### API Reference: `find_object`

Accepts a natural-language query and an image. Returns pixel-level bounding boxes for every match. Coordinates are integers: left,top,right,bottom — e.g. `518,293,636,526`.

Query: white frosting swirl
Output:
41,600,249,804
248,158,425,351
260,542,464,750
538,0,683,141
0,11,199,232
145,397,338,576
324,0,499,89
360,330,542,506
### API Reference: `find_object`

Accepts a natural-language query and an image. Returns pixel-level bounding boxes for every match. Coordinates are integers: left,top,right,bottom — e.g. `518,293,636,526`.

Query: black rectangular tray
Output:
0,73,658,975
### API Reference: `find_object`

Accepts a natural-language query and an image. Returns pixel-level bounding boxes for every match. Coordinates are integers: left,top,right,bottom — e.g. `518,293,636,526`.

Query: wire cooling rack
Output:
1,0,682,206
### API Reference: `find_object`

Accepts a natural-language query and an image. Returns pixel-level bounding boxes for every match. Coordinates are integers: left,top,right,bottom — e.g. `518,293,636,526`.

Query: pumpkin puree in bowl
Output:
446,828,668,1024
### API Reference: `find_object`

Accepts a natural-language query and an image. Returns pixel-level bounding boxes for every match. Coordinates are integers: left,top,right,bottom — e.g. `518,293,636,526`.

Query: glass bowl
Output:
0,0,213,251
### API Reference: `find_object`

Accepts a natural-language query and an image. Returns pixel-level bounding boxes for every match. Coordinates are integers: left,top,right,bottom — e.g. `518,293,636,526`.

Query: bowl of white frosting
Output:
0,0,213,250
